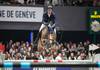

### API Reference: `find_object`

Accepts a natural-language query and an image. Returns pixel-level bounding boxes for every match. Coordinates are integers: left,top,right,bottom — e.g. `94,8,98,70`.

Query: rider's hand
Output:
43,22,49,26
51,24,55,28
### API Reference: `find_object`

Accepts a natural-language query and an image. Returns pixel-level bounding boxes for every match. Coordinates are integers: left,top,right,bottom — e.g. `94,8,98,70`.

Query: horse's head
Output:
40,26,48,39
48,32,56,41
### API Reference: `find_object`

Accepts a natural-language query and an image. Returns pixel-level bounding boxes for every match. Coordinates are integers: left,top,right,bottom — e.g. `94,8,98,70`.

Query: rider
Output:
39,5,56,34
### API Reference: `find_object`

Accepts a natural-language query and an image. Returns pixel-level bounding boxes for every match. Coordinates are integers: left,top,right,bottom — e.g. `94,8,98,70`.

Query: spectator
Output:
24,0,27,4
45,0,51,6
84,41,90,56
77,52,86,60
69,52,76,60
77,43,85,51
62,51,67,60
52,0,58,6
0,42,5,53
55,53,62,60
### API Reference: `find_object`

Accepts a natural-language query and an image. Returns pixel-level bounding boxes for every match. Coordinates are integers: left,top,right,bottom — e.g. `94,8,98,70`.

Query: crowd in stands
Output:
1,40,99,60
0,0,100,6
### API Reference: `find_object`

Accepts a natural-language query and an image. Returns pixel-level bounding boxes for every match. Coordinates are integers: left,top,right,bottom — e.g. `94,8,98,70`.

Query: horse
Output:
37,25,57,52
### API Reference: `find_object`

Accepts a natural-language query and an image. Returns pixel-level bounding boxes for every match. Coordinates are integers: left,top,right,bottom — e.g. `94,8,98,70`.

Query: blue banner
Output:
13,67,71,70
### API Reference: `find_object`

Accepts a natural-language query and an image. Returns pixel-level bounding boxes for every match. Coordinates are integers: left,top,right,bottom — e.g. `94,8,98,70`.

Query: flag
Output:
89,44,99,51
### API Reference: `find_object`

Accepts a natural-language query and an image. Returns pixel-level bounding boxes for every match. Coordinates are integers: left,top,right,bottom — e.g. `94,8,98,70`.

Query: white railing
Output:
4,60,93,64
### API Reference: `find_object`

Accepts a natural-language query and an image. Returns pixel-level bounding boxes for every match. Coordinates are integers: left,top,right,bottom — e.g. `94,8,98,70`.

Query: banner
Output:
4,67,91,70
4,67,71,70
13,67,71,70
88,8,100,34
0,6,44,22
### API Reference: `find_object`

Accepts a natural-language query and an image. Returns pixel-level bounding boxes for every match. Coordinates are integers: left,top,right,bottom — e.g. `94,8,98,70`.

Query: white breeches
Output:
39,24,56,34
